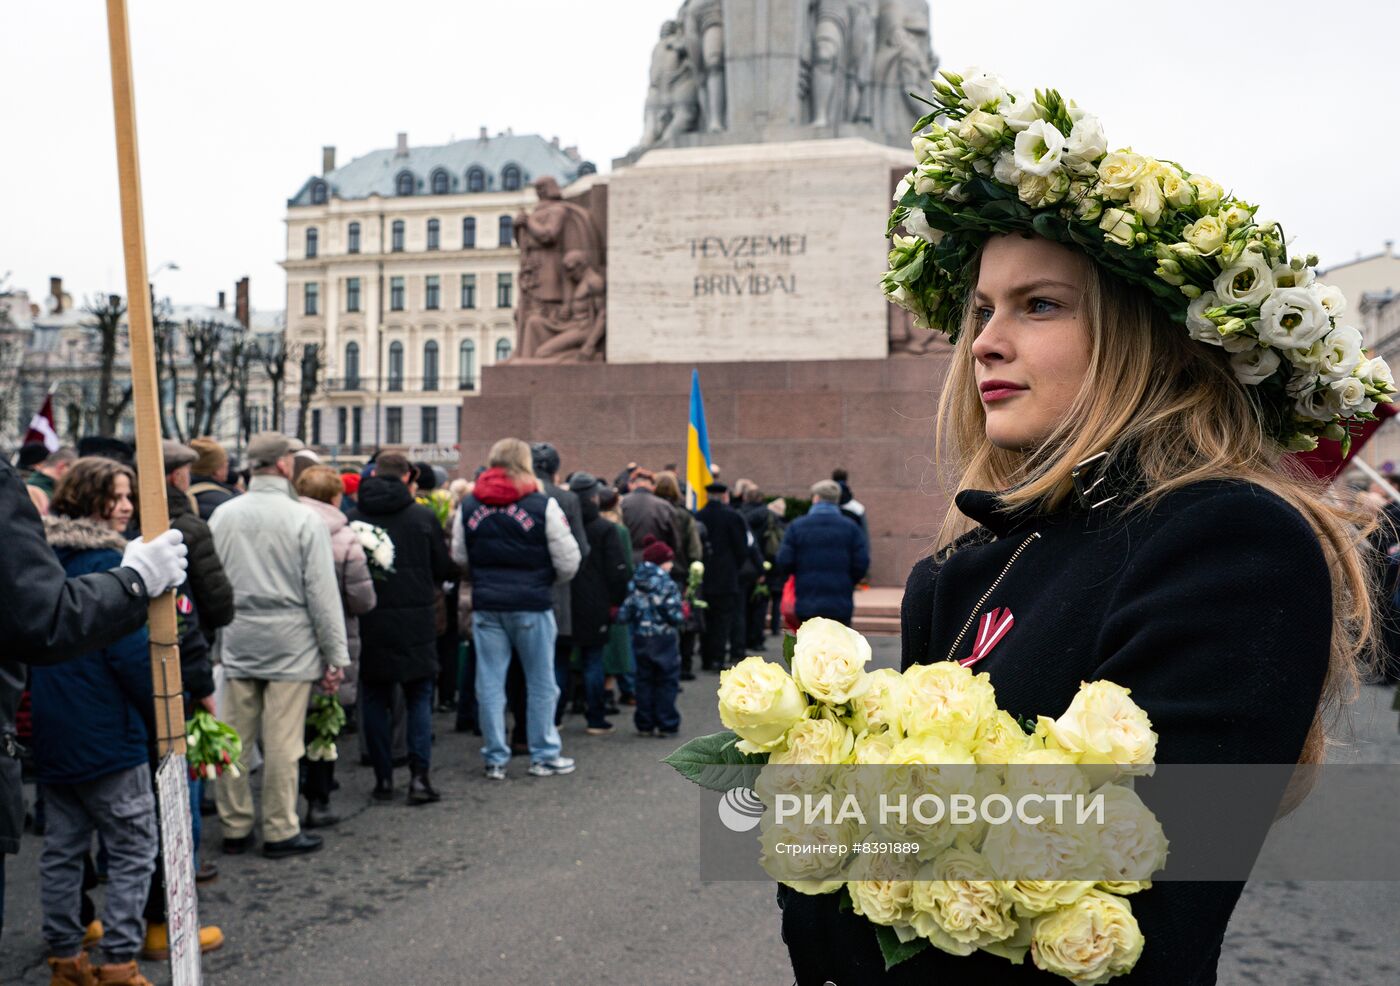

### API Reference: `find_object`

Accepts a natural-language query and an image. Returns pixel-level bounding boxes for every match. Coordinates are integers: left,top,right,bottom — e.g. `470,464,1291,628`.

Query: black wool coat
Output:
166,483,235,636
696,500,750,597
351,477,454,684
780,455,1334,986
570,500,632,648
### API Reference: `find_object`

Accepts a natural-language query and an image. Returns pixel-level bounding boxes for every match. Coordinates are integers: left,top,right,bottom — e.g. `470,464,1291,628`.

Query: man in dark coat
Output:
0,458,187,941
566,473,631,734
696,482,750,671
621,468,679,564
350,453,455,805
775,479,870,626
163,440,235,637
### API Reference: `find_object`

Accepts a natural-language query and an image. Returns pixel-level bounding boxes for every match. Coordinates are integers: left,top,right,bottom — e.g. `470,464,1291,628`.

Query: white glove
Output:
121,529,188,596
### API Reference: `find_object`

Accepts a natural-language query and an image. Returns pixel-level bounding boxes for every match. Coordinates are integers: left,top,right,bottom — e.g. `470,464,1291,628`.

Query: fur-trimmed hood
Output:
44,515,129,553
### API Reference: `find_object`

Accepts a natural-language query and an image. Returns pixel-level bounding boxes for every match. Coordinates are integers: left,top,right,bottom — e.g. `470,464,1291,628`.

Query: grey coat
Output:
210,475,349,680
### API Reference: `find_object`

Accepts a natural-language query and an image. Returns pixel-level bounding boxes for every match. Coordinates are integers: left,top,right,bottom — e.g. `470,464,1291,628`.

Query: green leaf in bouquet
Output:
782,633,796,669
875,925,929,970
663,730,766,793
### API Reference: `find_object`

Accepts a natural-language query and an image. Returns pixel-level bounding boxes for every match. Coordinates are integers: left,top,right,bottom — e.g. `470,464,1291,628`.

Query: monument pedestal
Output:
606,138,910,365
458,354,949,587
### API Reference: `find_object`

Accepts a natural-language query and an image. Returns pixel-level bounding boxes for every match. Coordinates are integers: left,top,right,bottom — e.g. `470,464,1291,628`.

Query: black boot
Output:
371,778,394,802
305,800,339,829
406,770,441,806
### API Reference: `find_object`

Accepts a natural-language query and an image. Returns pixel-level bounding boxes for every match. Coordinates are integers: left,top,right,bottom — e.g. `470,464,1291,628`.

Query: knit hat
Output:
189,436,228,478
17,442,50,469
641,534,674,566
414,460,439,490
341,472,361,496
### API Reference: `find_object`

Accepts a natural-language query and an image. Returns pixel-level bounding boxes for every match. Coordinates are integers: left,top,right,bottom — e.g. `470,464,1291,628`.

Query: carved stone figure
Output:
871,0,937,135
806,0,877,127
683,0,726,134
643,20,700,146
522,251,607,362
513,177,606,361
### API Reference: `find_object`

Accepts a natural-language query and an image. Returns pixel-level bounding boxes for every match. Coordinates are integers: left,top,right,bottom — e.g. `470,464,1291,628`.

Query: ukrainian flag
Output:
686,369,715,511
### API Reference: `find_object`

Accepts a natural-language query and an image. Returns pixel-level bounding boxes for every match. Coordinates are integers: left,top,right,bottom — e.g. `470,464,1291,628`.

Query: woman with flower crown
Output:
777,68,1395,984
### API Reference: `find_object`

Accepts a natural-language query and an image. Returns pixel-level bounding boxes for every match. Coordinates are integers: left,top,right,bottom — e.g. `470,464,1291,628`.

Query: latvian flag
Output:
24,394,61,453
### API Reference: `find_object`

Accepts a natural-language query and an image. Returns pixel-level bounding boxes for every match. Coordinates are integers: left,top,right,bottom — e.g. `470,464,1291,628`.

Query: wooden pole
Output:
106,0,185,757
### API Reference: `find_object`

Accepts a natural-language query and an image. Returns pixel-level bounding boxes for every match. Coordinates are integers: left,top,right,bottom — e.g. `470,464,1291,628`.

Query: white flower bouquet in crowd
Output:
305,693,346,762
883,67,1396,453
666,618,1167,983
686,560,708,610
349,520,396,579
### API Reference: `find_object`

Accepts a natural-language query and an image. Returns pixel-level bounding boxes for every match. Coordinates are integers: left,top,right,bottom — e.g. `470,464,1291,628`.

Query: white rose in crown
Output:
789,617,872,706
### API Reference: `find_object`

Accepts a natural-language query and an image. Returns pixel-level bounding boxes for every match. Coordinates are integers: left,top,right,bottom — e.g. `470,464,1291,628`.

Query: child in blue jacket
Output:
617,537,686,736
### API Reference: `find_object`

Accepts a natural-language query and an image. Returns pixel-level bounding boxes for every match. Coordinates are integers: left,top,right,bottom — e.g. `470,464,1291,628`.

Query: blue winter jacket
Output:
617,562,685,638
30,517,155,785
775,502,870,623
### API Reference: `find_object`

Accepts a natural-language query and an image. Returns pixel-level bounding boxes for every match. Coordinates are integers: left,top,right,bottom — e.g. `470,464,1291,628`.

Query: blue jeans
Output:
633,631,681,733
579,644,608,728
473,610,561,766
363,677,434,780
189,777,202,870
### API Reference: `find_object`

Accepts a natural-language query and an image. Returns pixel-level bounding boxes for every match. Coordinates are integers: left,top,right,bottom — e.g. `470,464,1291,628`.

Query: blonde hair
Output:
488,437,535,480
295,465,343,504
934,240,1379,765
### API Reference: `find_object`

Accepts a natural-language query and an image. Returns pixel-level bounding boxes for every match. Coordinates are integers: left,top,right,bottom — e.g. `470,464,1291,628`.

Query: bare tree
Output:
0,273,24,447
183,317,241,437
84,293,132,437
226,335,255,449
294,343,325,443
258,335,289,433
152,300,183,440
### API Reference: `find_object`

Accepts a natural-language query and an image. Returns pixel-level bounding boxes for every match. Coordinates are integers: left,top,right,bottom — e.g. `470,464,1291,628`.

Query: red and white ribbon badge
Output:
960,607,1014,668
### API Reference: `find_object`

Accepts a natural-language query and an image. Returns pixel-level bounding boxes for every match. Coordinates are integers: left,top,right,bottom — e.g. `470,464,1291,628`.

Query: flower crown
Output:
883,68,1396,452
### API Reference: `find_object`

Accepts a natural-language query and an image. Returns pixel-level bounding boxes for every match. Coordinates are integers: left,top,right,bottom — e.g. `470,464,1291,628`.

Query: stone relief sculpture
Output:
637,0,725,149
513,178,607,362
642,20,700,146
804,0,934,130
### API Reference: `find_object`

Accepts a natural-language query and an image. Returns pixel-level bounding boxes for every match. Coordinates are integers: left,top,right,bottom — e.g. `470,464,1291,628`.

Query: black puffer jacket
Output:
570,497,631,648
780,452,1334,986
351,476,454,683
166,483,235,636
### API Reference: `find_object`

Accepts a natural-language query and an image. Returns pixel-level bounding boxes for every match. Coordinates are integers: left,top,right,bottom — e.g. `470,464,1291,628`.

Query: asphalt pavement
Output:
2,638,1396,985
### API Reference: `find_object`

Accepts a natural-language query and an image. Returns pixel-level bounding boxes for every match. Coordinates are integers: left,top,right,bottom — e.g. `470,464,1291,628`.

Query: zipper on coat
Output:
943,532,1040,663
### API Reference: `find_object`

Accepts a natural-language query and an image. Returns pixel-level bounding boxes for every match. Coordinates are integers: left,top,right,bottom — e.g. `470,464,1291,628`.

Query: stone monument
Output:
465,0,947,595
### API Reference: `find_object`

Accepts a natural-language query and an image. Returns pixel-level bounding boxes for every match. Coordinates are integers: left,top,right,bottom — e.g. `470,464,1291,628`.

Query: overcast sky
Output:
3,0,1397,313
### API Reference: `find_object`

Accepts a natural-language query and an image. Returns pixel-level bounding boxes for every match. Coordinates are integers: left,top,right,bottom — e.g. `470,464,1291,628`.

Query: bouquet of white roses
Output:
685,560,708,610
349,520,396,579
666,618,1166,984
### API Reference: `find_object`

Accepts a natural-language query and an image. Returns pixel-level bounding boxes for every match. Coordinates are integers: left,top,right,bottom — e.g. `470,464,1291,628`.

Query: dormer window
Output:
431,169,450,195
466,167,485,193
310,180,327,205
502,164,522,191
395,170,415,197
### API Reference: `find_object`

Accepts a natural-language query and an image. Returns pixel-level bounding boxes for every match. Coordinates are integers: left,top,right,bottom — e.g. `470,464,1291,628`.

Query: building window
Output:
426,218,440,251
390,276,404,311
347,221,360,254
431,169,449,195
498,215,513,246
346,277,361,313
305,227,318,258
421,406,438,444
311,408,322,446
460,273,476,309
462,216,476,248
502,164,522,191
425,275,440,310
496,272,513,308
395,170,415,197
391,220,404,252
344,342,360,388
310,180,327,205
467,167,485,193
304,282,319,316
387,341,404,391
337,406,347,444
496,338,512,362
423,340,439,390
458,339,476,390
386,406,402,444
352,406,363,450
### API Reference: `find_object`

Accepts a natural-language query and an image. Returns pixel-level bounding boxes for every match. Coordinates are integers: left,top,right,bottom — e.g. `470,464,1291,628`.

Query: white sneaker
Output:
484,765,507,781
528,757,575,777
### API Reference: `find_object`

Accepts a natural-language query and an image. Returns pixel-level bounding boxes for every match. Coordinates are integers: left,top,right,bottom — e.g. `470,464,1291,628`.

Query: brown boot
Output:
94,961,154,986
47,953,96,986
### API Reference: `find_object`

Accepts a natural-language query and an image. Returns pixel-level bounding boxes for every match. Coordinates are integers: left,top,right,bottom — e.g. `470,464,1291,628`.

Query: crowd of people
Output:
1,431,873,985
